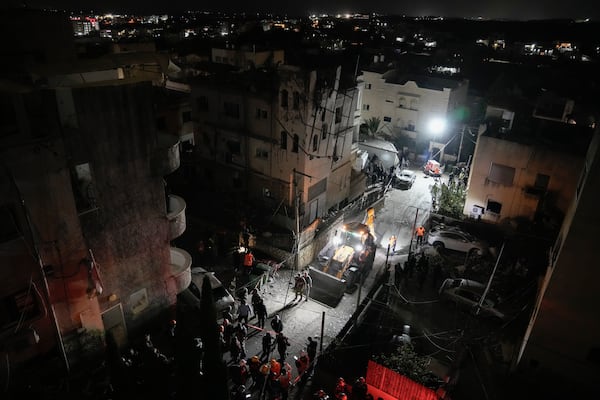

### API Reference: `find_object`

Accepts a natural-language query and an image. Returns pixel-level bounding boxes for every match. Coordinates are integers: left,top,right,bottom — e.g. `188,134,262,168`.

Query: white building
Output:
359,67,469,161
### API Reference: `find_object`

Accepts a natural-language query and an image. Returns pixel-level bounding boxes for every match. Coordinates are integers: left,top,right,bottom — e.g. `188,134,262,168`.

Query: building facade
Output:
0,11,191,375
359,67,469,159
463,104,593,225
190,61,363,231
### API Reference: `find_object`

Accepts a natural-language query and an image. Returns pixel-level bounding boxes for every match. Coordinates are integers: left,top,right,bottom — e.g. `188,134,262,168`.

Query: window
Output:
488,163,515,186
156,116,166,130
312,135,318,152
534,173,550,190
383,116,392,122
1,288,41,329
292,134,299,153
223,102,240,119
365,83,372,89
293,91,300,110
0,204,20,242
385,99,393,103
280,131,287,150
407,121,415,131
197,96,209,111
322,123,328,140
70,163,97,214
280,90,288,108
255,108,268,119
182,111,192,123
362,104,370,111
486,200,502,214
256,148,268,159
226,140,241,155
335,107,342,124
321,109,326,121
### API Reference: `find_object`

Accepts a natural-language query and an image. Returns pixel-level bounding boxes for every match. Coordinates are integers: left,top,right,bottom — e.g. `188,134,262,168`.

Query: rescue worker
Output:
243,250,256,275
293,273,306,301
295,350,310,383
303,270,313,301
415,225,426,246
278,366,292,400
352,376,368,400
334,377,348,400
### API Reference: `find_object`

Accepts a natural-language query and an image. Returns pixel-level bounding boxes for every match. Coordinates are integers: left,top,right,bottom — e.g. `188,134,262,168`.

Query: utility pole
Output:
293,168,300,272
457,124,466,163
476,241,505,315
292,168,312,272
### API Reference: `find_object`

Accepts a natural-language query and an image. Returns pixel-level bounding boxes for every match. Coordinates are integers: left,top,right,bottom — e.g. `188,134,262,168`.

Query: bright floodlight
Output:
428,117,447,135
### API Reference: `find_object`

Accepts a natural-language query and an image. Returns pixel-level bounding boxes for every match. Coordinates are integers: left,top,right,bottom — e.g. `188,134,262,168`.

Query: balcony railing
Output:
152,134,180,176
166,247,192,296
166,194,186,240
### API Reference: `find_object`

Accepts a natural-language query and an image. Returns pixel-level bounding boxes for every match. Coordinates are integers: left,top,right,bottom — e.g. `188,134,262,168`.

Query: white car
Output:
394,169,416,188
440,284,506,321
189,267,235,314
427,226,489,255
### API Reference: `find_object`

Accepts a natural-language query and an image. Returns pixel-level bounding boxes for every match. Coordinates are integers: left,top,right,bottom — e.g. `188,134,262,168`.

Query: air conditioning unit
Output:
471,205,484,215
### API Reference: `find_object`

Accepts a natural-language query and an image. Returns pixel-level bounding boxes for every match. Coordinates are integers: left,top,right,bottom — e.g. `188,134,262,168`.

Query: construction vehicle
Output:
309,214,377,305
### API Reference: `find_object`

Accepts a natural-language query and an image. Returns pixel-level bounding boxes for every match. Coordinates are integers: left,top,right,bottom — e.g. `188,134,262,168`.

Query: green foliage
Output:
431,182,466,219
372,343,431,384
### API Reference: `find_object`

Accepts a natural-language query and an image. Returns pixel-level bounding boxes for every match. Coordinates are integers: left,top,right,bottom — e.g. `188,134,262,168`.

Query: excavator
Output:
309,208,377,304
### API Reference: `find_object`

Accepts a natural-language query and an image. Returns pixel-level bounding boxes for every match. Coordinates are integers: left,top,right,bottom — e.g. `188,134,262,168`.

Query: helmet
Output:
337,377,345,383
338,394,347,400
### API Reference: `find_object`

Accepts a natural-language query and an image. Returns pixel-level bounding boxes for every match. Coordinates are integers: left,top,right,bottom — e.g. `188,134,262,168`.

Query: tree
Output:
373,343,431,385
431,182,466,219
360,117,391,139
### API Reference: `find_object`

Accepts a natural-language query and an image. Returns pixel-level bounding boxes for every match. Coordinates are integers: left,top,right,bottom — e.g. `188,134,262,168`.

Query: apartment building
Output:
189,58,363,232
463,100,594,226
0,10,190,375
359,63,469,160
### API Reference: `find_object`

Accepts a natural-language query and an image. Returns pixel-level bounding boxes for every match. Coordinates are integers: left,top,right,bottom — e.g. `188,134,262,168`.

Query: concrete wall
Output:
464,135,583,223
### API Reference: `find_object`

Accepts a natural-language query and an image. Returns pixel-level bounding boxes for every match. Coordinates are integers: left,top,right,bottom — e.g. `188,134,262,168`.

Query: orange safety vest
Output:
244,253,255,267
416,227,425,237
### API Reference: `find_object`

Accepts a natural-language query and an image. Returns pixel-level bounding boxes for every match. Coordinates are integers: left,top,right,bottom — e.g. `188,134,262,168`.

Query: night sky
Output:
12,0,600,21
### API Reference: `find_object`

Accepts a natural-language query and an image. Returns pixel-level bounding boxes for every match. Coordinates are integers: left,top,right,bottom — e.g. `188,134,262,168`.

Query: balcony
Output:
167,194,187,240
166,247,192,296
152,134,180,176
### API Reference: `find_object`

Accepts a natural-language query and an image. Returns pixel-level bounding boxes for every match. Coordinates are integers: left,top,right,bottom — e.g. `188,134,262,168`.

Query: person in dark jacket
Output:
271,314,283,334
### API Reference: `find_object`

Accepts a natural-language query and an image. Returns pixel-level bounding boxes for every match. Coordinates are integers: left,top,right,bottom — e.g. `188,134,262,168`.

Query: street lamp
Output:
427,117,447,161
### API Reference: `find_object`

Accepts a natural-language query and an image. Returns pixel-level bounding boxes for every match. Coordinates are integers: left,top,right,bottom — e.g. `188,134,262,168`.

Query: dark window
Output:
280,131,287,150
534,173,550,190
321,109,326,121
256,149,268,159
261,110,268,119
197,96,209,111
224,102,240,119
335,107,342,124
182,111,192,123
488,163,515,186
156,116,166,130
362,104,370,111
292,134,299,153
256,108,262,118
312,135,318,152
366,83,372,89
281,90,288,108
322,124,328,140
383,116,392,122
226,140,241,155
293,92,300,110
486,200,502,214
1,288,41,329
0,204,21,242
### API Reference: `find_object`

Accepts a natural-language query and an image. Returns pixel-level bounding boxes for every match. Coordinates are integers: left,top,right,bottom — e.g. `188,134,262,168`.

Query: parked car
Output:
427,225,489,255
394,169,416,188
440,283,506,321
189,266,235,314
438,278,485,294
424,159,442,177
